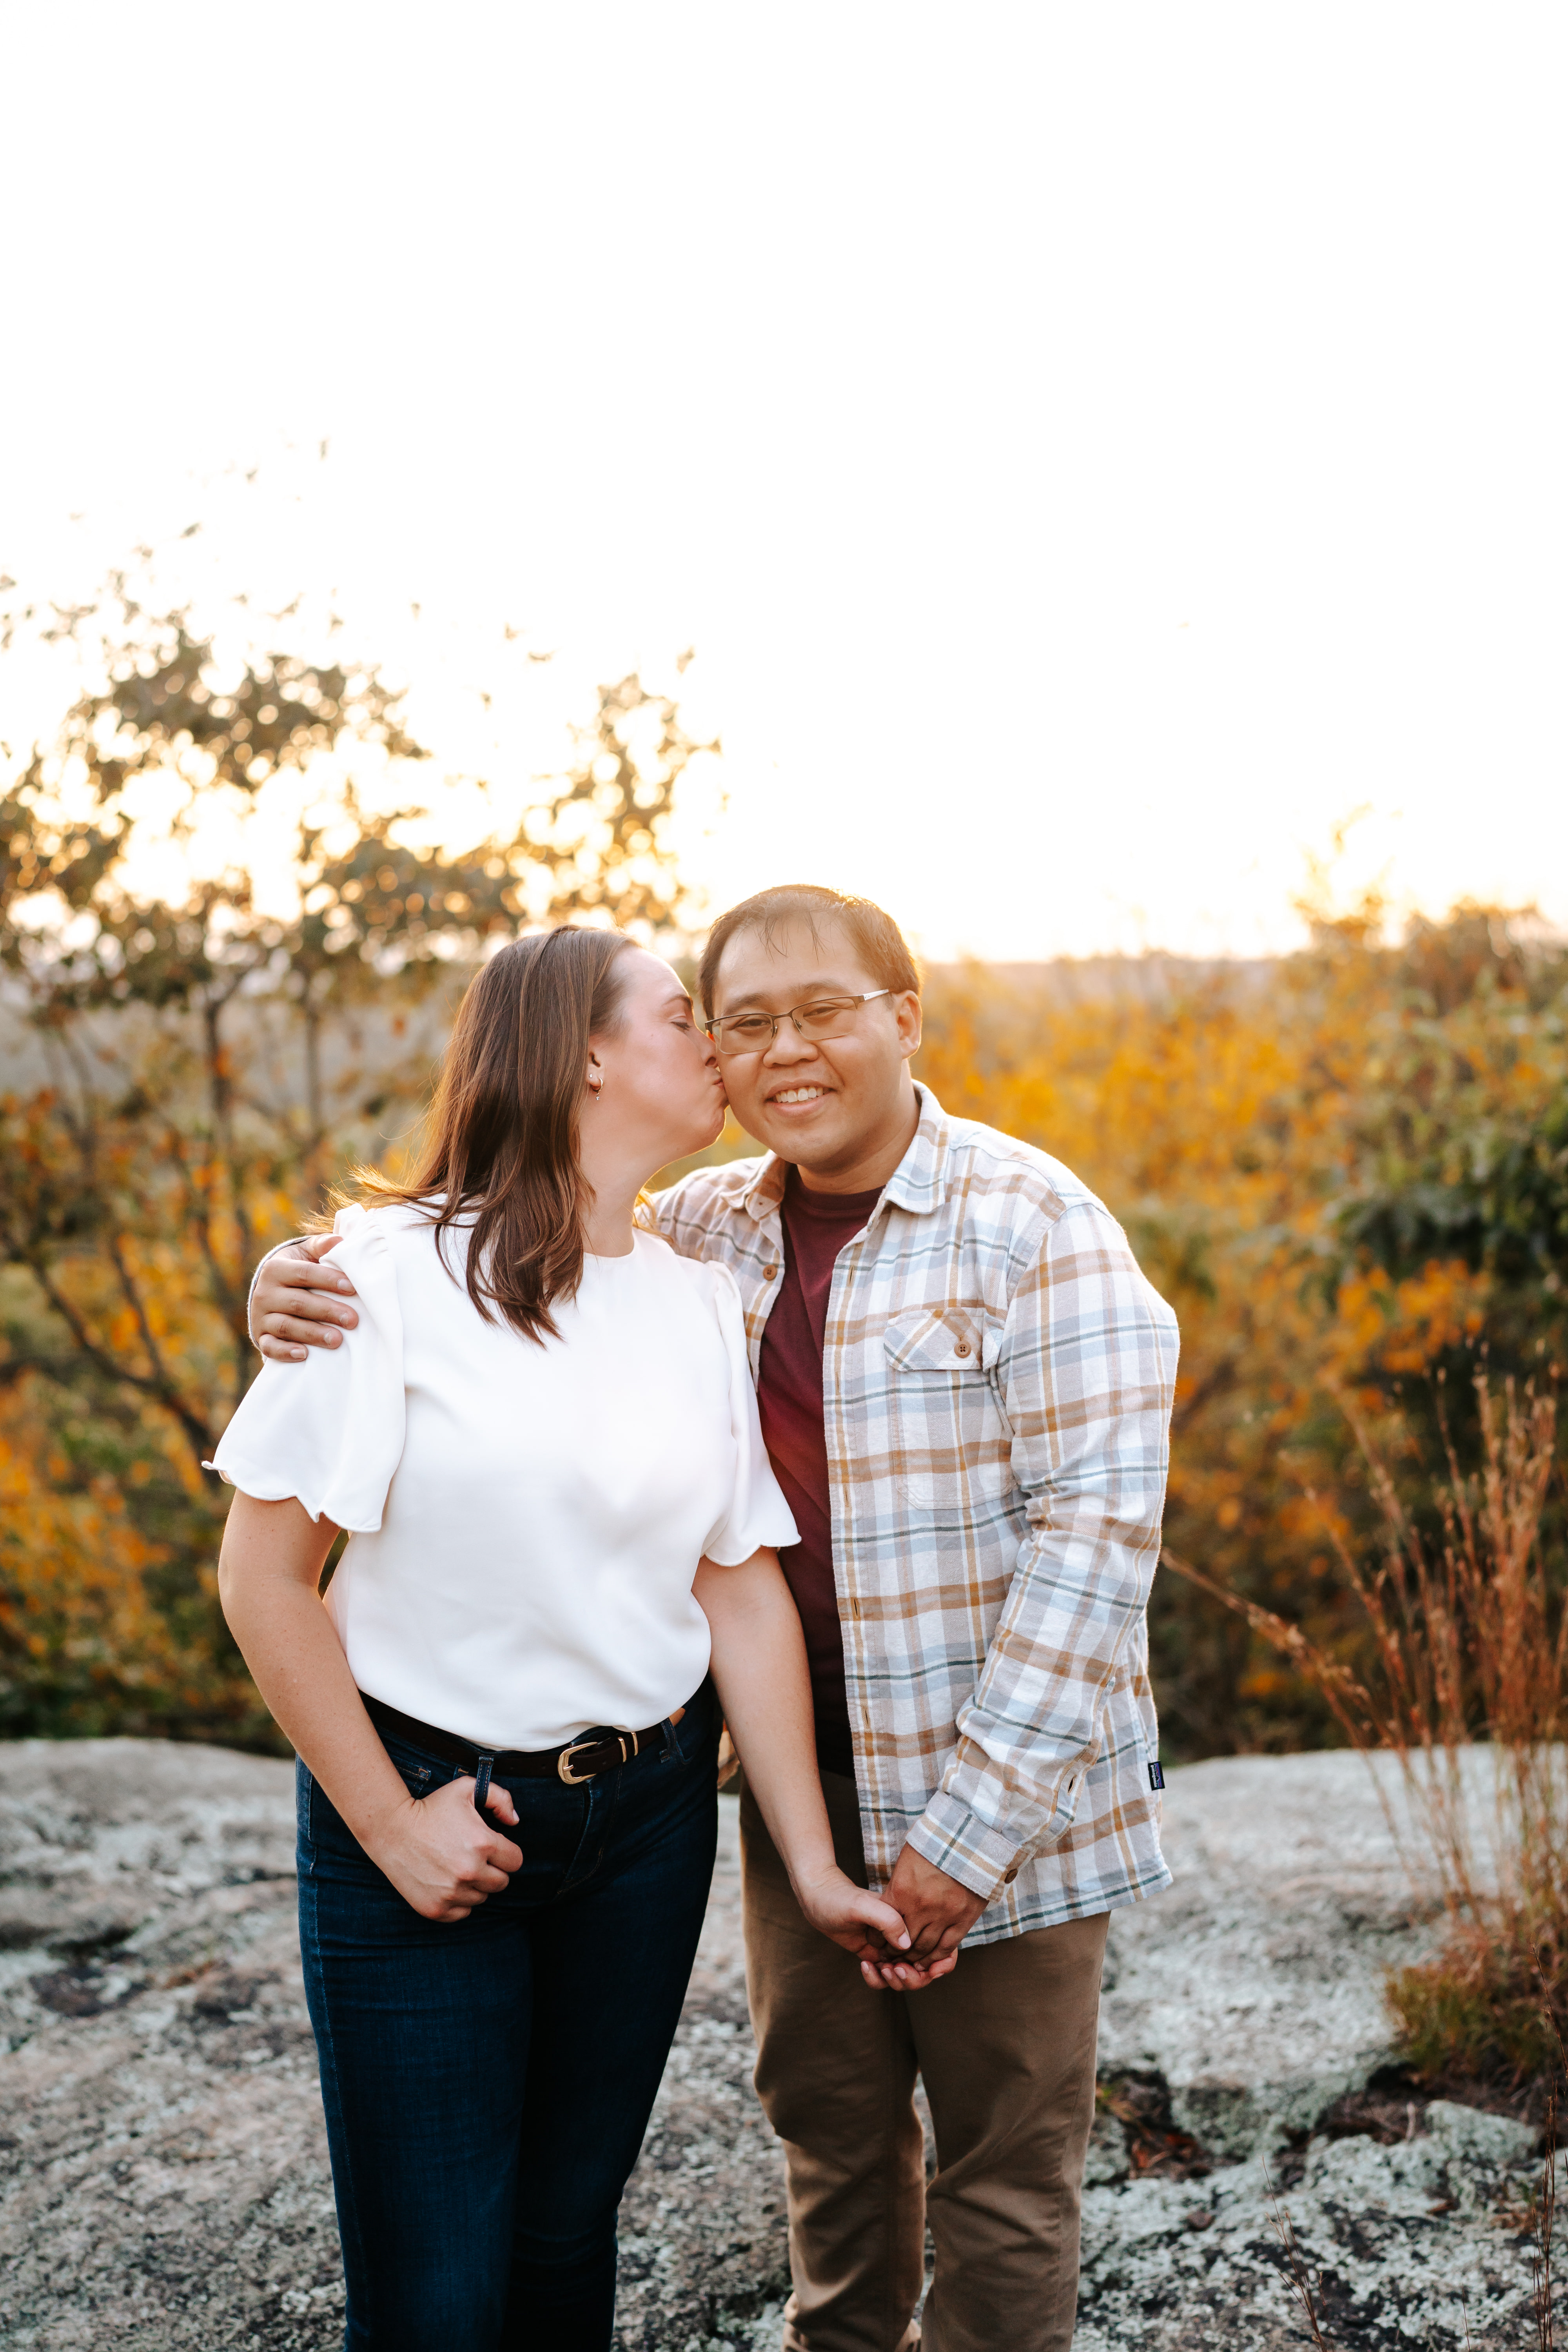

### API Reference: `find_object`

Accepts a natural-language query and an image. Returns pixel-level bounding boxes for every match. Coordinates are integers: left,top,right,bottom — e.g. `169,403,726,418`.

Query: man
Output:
250,884,1178,2352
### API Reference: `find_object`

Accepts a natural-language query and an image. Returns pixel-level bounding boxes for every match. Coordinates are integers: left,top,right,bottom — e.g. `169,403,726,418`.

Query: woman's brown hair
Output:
359,926,637,1342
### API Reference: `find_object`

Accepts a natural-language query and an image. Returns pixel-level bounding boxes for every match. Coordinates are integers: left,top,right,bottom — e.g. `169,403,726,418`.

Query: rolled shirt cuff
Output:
906,1789,1031,1904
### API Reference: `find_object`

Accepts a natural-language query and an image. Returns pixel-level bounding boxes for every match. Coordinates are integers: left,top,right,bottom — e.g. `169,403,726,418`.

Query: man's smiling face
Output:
707,915,923,1185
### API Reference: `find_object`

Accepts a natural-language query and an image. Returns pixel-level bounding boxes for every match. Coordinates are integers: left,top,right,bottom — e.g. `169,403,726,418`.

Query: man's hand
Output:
252,1234,360,1360
882,1842,991,1965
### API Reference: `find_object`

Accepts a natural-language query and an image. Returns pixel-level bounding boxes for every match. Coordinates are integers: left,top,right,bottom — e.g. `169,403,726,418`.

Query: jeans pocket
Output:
381,1742,434,1798
665,1679,719,1769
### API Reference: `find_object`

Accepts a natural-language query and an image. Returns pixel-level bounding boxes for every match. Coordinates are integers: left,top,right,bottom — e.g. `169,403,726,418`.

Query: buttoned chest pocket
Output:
881,1306,1007,1519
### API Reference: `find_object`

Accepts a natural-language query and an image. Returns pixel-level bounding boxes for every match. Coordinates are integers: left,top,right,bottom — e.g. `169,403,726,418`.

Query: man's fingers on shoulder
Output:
281,1260,358,1296
260,1316,347,1348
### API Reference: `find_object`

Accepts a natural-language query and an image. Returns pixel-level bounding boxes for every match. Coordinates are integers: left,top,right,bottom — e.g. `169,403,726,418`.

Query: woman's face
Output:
589,949,727,1172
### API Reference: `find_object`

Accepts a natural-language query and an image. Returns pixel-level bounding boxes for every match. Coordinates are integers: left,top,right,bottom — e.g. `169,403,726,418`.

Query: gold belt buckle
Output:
557,1730,635,1785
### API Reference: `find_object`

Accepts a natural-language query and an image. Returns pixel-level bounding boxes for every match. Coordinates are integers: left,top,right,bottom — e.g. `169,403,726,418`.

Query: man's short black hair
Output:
697,884,922,1018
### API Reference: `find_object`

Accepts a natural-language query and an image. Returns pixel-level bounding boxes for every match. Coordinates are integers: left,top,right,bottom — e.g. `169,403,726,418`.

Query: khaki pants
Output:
739,1773,1108,2352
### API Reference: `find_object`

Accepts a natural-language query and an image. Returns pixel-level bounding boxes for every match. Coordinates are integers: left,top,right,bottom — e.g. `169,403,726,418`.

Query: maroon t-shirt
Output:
756,1167,883,1777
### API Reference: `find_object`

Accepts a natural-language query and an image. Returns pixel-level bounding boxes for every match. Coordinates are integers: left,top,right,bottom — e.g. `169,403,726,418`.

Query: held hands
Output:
791,1864,959,1992
879,1843,990,1970
363,1773,523,1922
253,1234,359,1360
799,1847,985,1989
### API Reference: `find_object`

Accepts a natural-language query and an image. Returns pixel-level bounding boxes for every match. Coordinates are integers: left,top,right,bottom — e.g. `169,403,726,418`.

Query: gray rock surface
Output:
0,1740,1552,2349
0,1739,784,2350
1074,2115,1544,2352
1098,1748,1440,2158
1083,1749,1545,2351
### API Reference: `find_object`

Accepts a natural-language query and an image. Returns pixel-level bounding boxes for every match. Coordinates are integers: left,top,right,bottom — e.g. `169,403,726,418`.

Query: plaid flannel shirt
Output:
649,1084,1179,1943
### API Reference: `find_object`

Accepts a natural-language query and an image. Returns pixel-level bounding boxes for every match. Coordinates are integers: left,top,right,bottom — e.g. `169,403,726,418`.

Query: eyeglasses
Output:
704,989,892,1056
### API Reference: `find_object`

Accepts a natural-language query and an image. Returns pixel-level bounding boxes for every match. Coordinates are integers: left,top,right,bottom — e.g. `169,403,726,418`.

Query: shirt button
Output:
1003,1866,1018,1884
953,1339,972,1358
762,1263,779,1280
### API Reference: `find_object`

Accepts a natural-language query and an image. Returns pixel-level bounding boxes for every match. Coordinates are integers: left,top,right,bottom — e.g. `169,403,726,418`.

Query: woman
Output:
211,927,927,2352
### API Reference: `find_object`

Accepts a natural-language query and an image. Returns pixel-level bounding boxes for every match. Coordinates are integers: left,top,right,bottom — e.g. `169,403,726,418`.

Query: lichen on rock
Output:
0,1739,1553,2349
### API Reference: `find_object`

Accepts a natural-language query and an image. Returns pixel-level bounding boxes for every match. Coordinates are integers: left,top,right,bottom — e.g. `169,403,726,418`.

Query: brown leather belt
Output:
361,1691,685,1786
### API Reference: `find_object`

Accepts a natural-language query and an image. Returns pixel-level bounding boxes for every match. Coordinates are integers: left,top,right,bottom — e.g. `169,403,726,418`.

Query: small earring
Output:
589,1076,604,1098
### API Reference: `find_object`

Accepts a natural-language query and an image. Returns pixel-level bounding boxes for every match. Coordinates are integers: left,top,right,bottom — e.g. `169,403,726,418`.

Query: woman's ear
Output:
586,1051,604,1100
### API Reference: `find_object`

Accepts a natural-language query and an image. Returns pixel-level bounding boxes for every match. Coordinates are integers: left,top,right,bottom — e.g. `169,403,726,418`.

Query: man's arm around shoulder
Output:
252,1154,767,1359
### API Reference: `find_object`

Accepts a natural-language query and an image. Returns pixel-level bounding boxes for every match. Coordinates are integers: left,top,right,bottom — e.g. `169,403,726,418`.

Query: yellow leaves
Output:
1239,1668,1292,1702
1328,1259,1490,1381
919,975,1320,1227
0,1380,174,1680
918,934,1567,1753
1280,1494,1339,1547
246,1182,308,1248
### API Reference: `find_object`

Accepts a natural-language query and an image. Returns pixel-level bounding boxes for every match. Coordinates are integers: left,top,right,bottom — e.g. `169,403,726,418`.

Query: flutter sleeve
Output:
699,1260,800,1566
206,1205,405,1532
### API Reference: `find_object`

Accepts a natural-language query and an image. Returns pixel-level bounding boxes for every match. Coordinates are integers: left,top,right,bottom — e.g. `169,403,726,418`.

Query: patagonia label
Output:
1147,1760,1166,1791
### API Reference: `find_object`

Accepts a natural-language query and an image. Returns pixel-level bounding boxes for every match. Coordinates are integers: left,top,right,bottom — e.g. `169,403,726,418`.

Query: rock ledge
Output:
0,1741,1549,2349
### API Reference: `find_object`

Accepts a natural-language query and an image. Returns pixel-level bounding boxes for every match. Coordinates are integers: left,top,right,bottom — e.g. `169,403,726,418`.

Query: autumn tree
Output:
916,907,1568,1758
0,573,715,1737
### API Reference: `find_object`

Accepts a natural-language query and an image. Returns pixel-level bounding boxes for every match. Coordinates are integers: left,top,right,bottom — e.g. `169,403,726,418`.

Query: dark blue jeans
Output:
296,1682,719,2352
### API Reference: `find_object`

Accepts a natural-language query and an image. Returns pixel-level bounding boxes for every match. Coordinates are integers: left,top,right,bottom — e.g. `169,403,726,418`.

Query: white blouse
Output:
211,1203,799,1750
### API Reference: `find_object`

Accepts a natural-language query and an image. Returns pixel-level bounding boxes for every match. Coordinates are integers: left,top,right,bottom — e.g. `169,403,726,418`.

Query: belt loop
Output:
472,1752,495,1815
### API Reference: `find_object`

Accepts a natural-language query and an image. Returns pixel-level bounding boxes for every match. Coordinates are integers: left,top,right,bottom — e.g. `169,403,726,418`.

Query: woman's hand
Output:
792,1863,959,1992
362,1775,524,1923
218,1492,525,1925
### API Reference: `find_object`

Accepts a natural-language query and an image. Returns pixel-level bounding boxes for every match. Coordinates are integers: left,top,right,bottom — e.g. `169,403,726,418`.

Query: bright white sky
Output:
2,4,1564,961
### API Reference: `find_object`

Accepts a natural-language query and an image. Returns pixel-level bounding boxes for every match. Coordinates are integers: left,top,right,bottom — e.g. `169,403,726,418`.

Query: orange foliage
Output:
916,916,1568,1754
0,1373,187,1721
3,896,1563,1753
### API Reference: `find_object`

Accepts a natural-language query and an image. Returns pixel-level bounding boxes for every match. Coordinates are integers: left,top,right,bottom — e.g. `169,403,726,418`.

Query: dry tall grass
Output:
1165,1373,1566,2081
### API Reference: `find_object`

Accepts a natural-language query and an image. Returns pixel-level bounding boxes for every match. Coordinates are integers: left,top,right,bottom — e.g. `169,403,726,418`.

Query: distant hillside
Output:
922,955,1274,1004
0,956,1276,1114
